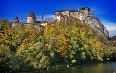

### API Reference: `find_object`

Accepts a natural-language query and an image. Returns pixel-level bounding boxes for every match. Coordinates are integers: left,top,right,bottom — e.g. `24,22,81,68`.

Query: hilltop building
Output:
12,16,19,27
54,7,93,22
12,11,47,34
12,11,49,28
54,7,109,41
27,11,36,24
14,16,19,23
11,7,109,41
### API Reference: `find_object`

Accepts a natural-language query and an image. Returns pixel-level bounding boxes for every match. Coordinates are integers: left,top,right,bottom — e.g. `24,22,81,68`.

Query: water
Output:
21,62,116,73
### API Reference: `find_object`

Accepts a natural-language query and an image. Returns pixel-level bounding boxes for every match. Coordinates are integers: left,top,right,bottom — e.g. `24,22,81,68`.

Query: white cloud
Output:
104,23,116,31
90,7,116,37
44,14,54,18
103,21,116,37
36,16,42,21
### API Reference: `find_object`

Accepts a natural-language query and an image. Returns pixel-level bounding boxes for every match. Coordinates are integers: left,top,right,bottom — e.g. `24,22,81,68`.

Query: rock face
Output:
54,7,109,41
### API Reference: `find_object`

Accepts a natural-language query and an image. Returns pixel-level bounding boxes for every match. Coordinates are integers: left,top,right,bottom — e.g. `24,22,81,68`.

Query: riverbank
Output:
18,62,116,73
17,59,116,73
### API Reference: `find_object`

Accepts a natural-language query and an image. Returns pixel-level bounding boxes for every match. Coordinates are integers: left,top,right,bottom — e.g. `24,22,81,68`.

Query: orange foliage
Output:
58,34,69,45
59,46,67,55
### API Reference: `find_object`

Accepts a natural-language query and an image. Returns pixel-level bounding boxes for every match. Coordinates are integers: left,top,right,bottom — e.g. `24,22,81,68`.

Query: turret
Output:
14,16,19,23
27,11,36,24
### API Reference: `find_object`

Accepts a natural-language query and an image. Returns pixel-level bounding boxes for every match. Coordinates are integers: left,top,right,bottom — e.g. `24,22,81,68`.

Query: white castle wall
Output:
27,17,36,24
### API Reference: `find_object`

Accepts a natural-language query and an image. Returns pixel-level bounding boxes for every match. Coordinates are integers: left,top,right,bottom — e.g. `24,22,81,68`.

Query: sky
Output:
0,0,116,37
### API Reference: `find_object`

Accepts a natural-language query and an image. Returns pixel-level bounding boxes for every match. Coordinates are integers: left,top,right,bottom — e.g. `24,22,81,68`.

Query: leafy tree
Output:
0,17,112,72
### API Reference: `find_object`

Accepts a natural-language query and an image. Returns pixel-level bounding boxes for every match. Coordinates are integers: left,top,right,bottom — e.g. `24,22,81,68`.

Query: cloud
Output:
103,21,116,37
44,14,54,18
104,23,116,31
36,16,42,21
90,7,116,37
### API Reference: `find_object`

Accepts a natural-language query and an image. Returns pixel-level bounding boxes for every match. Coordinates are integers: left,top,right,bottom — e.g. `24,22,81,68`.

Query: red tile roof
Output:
28,11,36,17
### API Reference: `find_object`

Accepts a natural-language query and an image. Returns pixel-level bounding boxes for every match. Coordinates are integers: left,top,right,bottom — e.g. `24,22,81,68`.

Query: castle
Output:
12,11,48,28
27,11,36,24
54,7,109,41
12,7,109,41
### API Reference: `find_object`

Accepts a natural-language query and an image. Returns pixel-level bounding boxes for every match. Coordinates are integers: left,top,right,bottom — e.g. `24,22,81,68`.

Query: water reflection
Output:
20,62,116,73
109,62,116,72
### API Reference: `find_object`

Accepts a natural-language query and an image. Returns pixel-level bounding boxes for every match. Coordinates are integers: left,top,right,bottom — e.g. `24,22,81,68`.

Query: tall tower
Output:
27,11,36,24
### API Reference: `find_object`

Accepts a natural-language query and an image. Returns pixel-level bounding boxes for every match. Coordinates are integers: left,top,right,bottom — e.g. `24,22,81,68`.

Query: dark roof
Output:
77,7,90,11
1,18,8,23
14,16,18,20
55,7,91,13
55,10,76,13
28,11,36,17
36,21,41,23
85,7,90,11
41,21,48,23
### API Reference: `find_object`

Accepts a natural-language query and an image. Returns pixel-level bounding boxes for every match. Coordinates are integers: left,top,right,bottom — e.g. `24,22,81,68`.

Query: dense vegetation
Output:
0,18,114,72
110,36,116,46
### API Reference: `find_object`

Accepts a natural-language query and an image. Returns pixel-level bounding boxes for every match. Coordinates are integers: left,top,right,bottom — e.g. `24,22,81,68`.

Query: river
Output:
20,62,116,73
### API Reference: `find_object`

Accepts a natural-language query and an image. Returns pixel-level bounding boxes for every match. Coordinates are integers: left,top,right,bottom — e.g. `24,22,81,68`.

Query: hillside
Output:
54,7,109,42
0,17,114,72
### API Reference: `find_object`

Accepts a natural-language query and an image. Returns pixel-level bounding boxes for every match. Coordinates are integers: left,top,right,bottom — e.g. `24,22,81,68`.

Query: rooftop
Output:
55,10,76,13
28,11,36,17
14,16,19,20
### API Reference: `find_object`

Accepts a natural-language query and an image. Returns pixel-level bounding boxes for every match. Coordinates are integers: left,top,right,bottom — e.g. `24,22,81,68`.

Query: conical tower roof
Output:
14,16,18,20
14,16,19,22
28,11,36,18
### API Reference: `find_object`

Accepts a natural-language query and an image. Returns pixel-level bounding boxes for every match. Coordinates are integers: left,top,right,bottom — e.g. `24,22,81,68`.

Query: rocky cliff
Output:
54,7,109,42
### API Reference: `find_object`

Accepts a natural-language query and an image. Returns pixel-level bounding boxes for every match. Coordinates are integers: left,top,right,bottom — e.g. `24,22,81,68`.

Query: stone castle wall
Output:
27,17,36,24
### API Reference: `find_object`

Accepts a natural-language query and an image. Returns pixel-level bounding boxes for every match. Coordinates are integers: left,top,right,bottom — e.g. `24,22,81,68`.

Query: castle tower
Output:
14,16,19,23
27,11,36,24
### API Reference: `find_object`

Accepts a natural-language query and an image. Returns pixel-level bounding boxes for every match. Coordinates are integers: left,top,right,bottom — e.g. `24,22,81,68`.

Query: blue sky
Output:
0,0,116,37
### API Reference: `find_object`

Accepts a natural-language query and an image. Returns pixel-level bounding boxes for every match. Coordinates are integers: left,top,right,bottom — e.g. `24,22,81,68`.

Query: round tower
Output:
14,16,19,23
27,11,36,24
